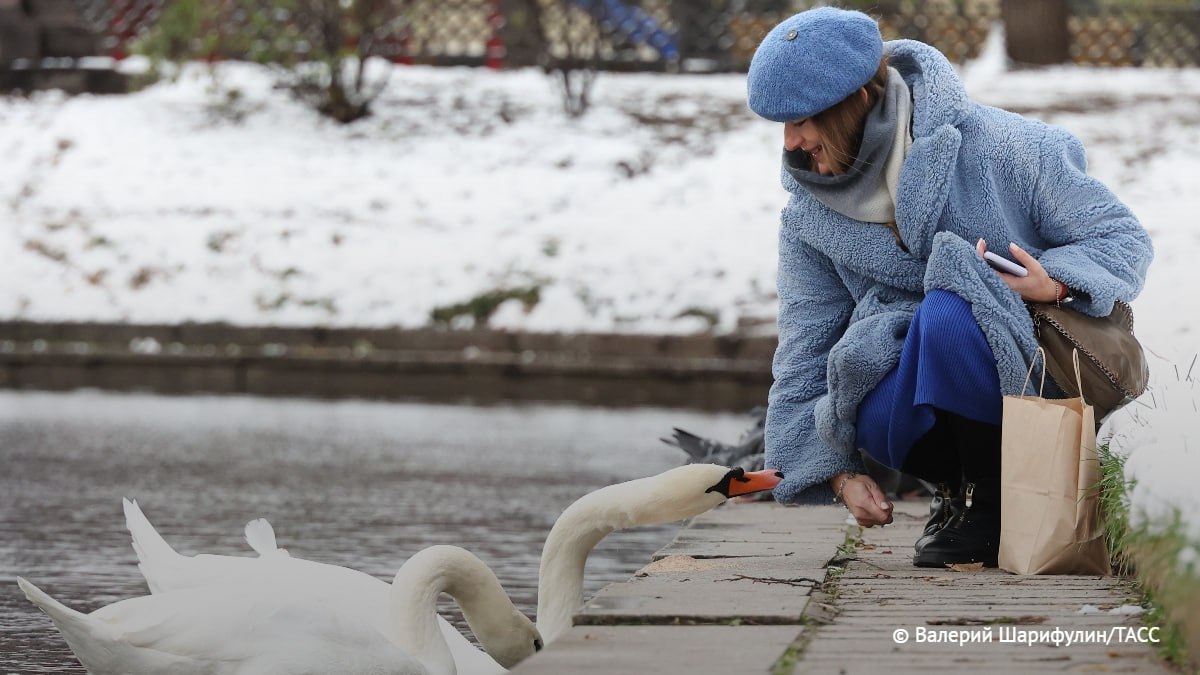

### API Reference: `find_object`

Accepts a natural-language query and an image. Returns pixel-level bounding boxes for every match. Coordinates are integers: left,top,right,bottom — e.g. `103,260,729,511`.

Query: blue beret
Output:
747,7,883,122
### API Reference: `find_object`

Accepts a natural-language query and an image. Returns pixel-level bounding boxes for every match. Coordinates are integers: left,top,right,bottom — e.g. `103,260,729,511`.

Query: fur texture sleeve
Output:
766,220,863,504
1031,127,1153,316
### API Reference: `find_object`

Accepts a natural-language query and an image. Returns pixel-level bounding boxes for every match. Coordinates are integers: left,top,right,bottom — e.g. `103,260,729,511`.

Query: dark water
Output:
0,390,746,673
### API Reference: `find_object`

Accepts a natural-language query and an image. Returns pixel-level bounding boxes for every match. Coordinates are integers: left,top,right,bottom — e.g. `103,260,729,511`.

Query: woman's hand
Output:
976,239,1060,303
830,472,894,527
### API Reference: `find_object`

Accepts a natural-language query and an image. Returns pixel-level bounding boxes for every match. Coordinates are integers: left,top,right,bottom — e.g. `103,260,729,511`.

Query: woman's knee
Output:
919,289,971,316
910,289,993,357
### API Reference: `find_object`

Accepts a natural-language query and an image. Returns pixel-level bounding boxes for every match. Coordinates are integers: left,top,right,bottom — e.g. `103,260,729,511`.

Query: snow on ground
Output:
3,55,1199,347
1,60,784,335
2,49,1199,537
2,55,1198,351
1103,374,1200,545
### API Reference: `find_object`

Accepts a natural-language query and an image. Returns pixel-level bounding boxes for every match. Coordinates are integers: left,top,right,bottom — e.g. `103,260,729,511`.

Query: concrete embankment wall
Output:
0,321,777,410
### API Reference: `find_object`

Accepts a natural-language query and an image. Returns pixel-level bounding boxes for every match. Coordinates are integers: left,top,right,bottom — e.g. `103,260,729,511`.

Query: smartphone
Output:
984,250,1028,277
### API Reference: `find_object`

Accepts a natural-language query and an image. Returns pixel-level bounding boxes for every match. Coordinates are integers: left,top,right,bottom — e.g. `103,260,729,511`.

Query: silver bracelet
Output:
834,472,859,503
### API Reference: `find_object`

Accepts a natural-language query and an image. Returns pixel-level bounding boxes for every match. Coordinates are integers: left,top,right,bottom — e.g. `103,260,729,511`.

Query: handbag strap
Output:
1072,348,1087,404
1021,347,1048,396
1028,300,1145,399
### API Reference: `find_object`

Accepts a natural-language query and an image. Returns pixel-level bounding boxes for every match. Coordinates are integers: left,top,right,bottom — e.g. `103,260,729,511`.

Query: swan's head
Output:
614,464,784,526
473,604,543,668
700,465,783,499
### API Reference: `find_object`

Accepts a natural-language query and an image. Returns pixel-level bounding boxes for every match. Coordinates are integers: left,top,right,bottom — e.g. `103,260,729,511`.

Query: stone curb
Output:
0,321,777,410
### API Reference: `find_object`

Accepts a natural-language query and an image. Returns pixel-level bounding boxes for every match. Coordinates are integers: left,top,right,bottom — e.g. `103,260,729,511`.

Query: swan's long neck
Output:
390,546,486,675
535,473,724,643
536,494,617,643
449,551,533,669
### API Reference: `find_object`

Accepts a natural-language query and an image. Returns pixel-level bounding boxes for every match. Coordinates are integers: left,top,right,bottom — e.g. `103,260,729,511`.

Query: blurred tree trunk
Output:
499,0,546,68
671,0,730,68
1001,0,1071,65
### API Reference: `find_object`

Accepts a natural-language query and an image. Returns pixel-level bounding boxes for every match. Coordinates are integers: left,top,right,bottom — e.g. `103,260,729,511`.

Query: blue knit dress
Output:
854,289,1003,470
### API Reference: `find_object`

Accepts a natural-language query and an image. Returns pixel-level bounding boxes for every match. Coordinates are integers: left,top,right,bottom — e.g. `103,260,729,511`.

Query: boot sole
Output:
912,553,998,568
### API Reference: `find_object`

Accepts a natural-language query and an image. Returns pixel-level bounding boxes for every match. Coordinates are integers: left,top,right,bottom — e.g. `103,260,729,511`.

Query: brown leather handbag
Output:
1027,300,1149,422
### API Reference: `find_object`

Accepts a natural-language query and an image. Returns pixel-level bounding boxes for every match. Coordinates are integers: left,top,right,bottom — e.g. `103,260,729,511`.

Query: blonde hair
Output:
811,57,889,175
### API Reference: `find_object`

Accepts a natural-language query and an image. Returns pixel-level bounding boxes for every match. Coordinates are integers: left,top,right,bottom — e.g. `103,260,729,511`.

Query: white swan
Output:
119,464,779,667
532,464,781,642
18,544,535,675
121,501,539,674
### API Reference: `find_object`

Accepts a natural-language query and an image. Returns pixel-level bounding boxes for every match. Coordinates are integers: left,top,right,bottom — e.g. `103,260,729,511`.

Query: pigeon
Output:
662,406,932,501
662,407,769,500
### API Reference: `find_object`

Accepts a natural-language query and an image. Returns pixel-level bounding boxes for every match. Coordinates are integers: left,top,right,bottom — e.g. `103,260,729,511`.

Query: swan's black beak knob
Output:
706,468,783,498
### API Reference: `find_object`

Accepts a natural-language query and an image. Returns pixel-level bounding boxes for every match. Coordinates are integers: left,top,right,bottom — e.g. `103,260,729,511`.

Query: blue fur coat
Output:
765,39,1153,504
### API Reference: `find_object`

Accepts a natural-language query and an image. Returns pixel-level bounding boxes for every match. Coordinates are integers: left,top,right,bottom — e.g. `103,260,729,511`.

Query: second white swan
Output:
19,544,539,675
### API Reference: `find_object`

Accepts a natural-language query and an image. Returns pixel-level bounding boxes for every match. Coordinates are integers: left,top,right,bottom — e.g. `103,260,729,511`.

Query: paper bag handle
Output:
1021,347,1048,397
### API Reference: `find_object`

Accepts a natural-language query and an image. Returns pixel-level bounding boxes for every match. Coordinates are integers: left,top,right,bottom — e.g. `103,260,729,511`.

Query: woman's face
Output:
784,118,835,175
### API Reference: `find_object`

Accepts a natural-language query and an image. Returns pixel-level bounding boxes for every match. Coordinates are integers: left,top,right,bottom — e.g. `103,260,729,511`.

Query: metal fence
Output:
1069,3,1200,66
70,0,1200,69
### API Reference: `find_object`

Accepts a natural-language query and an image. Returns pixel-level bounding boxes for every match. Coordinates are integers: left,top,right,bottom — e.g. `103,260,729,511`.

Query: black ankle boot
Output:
913,482,958,554
912,412,1002,568
912,480,1000,567
900,415,963,557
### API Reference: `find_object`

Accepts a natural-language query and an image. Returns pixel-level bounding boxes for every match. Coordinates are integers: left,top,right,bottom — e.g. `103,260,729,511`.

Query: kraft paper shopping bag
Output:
999,348,1110,575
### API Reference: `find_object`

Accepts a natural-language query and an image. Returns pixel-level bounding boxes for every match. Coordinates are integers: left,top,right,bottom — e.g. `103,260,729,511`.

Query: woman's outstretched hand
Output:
831,472,894,527
976,239,1060,303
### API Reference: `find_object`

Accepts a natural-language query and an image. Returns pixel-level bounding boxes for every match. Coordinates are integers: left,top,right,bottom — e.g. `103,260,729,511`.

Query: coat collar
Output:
779,193,929,293
779,39,970,275
886,40,971,137
887,39,969,258
893,124,961,259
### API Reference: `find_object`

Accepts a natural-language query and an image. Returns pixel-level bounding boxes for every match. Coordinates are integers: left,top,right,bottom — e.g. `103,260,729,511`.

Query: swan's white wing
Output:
143,548,380,599
244,518,290,558
147,552,280,592
124,500,289,594
441,619,507,675
91,582,425,674
138,546,507,673
125,505,510,674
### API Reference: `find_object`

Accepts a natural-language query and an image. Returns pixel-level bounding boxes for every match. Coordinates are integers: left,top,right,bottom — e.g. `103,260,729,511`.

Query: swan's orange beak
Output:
725,468,784,498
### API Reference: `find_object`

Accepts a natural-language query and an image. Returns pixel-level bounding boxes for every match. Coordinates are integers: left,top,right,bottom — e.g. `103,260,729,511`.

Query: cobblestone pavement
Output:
513,501,1175,674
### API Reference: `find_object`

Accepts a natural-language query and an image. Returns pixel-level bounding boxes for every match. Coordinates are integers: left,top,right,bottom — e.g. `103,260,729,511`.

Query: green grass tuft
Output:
1097,442,1198,670
771,643,804,675
430,286,541,326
